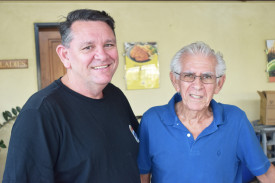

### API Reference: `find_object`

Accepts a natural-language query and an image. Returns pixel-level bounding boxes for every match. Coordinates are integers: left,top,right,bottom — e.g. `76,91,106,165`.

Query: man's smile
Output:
190,94,203,99
92,64,111,70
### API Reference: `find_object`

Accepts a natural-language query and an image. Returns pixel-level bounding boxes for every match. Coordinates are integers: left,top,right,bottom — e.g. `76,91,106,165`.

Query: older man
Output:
3,9,140,183
138,41,275,183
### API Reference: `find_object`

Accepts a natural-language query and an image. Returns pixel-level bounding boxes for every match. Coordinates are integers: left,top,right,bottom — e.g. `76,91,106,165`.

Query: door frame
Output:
34,22,59,90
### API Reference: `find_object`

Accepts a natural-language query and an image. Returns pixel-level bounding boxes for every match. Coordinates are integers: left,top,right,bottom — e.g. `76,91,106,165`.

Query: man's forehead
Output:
181,55,217,72
182,55,216,65
71,20,113,32
70,21,116,42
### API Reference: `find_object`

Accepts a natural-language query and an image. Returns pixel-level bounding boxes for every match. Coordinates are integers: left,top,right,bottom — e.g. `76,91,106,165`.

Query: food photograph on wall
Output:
124,42,159,90
266,40,275,82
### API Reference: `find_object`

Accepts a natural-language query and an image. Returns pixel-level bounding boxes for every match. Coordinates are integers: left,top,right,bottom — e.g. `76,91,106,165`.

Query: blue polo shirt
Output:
137,93,270,183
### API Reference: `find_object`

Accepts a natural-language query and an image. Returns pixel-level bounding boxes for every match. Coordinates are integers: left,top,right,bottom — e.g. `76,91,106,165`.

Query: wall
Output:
0,1,275,182
1,1,275,123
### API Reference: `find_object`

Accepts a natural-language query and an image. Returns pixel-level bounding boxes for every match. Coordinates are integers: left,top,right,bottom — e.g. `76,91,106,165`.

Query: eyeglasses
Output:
174,72,221,84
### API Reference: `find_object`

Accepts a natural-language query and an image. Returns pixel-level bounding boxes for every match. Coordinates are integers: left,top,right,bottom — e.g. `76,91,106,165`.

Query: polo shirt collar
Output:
161,93,183,126
210,99,224,126
162,93,225,126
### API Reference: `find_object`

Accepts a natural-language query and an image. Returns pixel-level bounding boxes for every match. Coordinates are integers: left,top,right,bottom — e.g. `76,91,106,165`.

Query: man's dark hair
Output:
59,9,115,47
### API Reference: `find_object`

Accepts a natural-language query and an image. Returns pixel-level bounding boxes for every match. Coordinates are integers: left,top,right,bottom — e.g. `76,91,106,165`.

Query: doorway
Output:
34,23,66,90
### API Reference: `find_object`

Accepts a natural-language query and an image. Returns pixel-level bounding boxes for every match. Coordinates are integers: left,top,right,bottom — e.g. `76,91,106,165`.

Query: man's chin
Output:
94,78,113,86
186,104,208,112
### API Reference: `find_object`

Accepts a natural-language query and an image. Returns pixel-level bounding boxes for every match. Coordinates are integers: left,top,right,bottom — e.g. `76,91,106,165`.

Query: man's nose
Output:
94,47,108,60
192,76,204,89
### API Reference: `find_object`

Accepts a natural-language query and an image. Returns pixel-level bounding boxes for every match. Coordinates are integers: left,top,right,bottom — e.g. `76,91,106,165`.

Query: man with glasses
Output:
137,41,275,183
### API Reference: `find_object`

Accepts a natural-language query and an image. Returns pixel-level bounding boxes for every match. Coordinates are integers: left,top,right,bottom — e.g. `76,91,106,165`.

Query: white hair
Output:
170,41,226,80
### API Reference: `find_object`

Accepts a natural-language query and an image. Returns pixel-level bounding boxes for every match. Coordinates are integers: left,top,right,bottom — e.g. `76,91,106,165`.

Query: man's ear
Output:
56,44,71,69
170,72,180,92
215,75,226,94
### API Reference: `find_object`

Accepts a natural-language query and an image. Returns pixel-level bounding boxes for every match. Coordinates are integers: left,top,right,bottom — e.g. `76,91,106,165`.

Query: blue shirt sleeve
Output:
236,112,270,176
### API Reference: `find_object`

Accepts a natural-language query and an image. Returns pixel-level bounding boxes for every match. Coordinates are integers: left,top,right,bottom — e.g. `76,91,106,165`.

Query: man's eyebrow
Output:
80,39,116,46
202,71,215,75
79,41,94,47
182,71,194,74
182,71,215,75
106,39,116,43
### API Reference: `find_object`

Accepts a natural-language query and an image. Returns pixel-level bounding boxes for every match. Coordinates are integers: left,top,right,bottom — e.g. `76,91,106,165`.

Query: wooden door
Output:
37,26,66,89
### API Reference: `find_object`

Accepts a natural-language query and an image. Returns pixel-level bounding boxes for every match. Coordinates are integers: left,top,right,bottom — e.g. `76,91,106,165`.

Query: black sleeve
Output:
3,106,59,183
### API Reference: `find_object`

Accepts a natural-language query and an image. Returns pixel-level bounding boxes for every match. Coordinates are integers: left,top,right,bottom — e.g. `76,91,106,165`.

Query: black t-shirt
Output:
3,79,140,183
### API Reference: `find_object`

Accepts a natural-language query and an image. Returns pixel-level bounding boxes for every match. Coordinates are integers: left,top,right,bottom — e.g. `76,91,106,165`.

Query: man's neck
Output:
61,74,106,99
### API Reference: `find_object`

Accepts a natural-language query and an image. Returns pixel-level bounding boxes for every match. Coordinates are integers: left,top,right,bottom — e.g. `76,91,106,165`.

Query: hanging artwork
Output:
124,42,159,90
266,40,275,82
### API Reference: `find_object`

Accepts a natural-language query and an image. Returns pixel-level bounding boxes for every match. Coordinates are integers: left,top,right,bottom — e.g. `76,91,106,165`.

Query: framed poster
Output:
124,42,159,90
266,40,275,82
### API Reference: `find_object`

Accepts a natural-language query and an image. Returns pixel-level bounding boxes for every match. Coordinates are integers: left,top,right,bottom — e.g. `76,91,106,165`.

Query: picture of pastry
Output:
130,45,150,62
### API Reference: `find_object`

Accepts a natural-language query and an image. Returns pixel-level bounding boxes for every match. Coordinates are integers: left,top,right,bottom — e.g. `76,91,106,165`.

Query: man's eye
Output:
105,43,115,48
202,74,213,79
184,74,195,78
83,46,92,50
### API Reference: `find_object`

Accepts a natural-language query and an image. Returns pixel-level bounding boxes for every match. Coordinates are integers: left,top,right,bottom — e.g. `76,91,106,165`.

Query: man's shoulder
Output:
213,100,245,114
148,104,168,112
23,81,62,111
104,83,128,101
212,100,247,126
104,83,121,93
142,103,169,120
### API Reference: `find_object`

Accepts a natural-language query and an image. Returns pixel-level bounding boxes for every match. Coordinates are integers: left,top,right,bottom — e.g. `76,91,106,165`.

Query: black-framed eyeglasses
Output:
174,72,221,84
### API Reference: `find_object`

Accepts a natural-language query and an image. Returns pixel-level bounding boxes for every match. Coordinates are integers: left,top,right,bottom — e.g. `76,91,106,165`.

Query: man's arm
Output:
256,163,275,183
140,173,151,183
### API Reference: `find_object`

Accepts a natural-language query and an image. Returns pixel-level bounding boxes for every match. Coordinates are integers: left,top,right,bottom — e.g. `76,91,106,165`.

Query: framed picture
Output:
124,42,159,90
266,40,275,82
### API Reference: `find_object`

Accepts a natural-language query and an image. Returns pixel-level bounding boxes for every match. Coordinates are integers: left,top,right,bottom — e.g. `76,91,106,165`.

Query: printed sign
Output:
0,59,28,69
